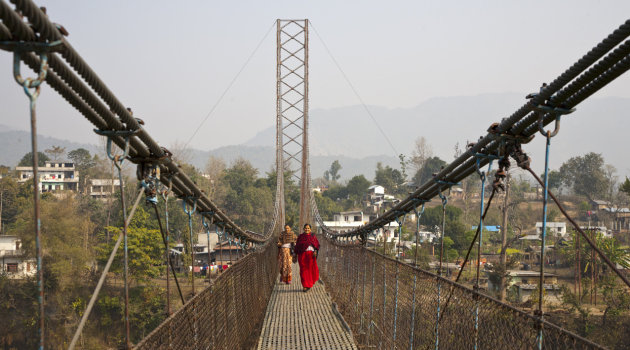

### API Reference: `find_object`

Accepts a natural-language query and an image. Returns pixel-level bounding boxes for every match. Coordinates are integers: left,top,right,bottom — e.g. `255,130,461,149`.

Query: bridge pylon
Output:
276,19,311,231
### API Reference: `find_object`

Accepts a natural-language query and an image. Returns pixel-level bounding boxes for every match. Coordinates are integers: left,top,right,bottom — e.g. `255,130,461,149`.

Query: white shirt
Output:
306,246,315,252
281,243,291,248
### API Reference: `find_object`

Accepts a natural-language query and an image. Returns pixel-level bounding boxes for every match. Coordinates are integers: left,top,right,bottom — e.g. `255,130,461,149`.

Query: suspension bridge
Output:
1,1,630,349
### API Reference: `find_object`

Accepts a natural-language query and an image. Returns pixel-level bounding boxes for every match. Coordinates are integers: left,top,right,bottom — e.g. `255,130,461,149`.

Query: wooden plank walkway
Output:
257,263,357,350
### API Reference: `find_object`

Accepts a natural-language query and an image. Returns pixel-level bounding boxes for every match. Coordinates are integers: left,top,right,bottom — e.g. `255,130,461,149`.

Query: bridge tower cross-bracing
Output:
276,19,311,231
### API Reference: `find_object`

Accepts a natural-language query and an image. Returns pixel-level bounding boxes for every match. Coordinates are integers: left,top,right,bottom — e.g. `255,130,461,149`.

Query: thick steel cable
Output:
0,21,11,39
0,2,253,241
10,0,626,246
68,189,143,350
320,20,630,240
3,0,272,244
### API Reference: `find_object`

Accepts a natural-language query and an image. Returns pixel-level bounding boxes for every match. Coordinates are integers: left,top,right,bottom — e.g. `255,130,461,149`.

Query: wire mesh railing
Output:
134,242,278,350
318,239,605,350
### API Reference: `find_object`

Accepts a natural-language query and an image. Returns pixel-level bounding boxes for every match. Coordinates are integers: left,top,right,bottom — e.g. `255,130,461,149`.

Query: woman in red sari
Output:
295,223,320,292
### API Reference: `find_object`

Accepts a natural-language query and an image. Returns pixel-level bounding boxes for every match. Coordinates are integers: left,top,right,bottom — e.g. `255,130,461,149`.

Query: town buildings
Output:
319,210,400,244
15,161,79,193
89,179,121,200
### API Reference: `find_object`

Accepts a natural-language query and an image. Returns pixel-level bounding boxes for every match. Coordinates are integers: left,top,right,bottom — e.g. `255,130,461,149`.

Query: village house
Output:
364,185,400,214
602,207,630,231
319,210,399,244
450,187,464,200
15,161,79,193
487,270,562,304
89,179,121,200
0,235,36,279
535,222,567,238
590,199,610,211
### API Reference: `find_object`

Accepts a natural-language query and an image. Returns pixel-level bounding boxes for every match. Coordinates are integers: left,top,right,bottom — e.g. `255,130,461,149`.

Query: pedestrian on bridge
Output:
295,223,320,292
277,224,297,284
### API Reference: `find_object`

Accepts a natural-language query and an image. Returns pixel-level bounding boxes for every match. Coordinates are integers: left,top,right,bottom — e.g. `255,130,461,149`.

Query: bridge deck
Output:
257,263,357,350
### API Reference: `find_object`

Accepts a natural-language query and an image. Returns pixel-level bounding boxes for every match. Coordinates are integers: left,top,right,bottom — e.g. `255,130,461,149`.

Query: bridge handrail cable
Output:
317,19,630,243
1,0,282,245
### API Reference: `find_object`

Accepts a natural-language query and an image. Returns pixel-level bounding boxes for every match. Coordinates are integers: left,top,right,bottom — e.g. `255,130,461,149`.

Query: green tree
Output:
18,151,50,167
99,207,164,281
559,152,608,200
413,156,447,187
323,184,348,201
0,177,19,233
374,162,404,194
7,195,97,348
222,158,258,194
346,175,370,200
313,191,343,221
324,160,342,182
546,170,563,191
68,148,97,192
221,158,275,232
620,177,630,197
419,205,469,254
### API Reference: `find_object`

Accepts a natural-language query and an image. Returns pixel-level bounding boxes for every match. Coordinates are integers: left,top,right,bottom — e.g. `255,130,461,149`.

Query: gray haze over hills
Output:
2,93,628,181
247,93,630,180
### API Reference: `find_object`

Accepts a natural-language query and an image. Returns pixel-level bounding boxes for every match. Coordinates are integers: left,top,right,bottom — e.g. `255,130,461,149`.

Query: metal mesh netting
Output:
135,242,278,349
318,239,604,350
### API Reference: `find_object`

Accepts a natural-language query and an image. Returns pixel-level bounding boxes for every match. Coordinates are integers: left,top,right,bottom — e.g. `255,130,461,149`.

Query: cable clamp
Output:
0,40,63,54
201,212,215,230
94,128,140,168
182,196,198,215
527,85,575,138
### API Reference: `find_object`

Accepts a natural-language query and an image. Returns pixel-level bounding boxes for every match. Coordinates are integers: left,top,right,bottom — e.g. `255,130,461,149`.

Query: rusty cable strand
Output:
438,187,497,324
313,20,630,240
5,1,629,244
526,167,630,289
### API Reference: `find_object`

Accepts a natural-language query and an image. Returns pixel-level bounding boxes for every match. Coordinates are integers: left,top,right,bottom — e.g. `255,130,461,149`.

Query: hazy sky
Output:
1,1,629,156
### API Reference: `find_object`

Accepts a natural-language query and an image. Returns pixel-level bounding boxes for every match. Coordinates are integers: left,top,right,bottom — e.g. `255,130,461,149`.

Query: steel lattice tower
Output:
276,19,311,231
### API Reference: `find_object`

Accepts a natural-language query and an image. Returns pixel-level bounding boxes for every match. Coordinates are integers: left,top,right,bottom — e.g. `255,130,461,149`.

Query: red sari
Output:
295,232,320,288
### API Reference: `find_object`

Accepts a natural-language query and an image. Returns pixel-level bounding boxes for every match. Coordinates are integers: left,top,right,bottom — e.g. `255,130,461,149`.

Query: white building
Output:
319,210,399,243
535,222,567,238
16,161,79,192
0,235,36,279
368,185,385,195
89,179,121,200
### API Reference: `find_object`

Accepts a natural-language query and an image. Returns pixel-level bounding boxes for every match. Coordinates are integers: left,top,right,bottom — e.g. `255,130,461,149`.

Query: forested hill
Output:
0,126,398,180
0,128,100,166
